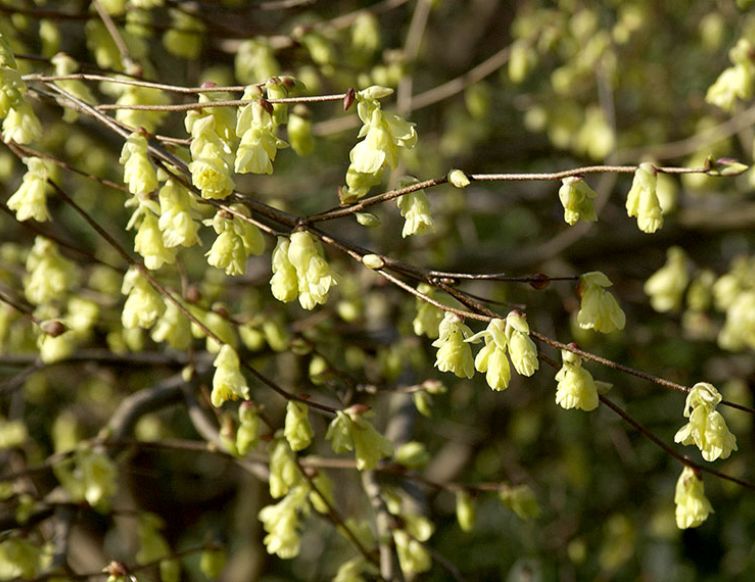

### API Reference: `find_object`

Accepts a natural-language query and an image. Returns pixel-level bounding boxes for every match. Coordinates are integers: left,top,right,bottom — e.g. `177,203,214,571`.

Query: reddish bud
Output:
343,88,356,111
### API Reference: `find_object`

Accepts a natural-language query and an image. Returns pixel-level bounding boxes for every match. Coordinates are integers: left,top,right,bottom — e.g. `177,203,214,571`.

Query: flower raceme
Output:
554,350,602,412
674,466,713,529
0,32,42,144
558,176,597,225
120,131,158,197
577,272,626,334
205,205,265,276
674,382,737,462
211,345,250,408
7,157,52,222
325,407,393,471
626,162,663,234
644,246,689,313
234,85,288,175
270,232,337,310
186,92,236,199
341,86,417,202
433,313,474,379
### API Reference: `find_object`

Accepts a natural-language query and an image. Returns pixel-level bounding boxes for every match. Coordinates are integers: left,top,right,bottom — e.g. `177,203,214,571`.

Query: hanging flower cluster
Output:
325,406,393,471
706,38,754,112
674,382,737,462
341,86,417,203
51,52,96,123
186,91,236,199
205,205,265,275
558,176,597,225
24,237,78,306
397,177,433,237
644,246,689,312
464,312,539,391
713,255,755,352
674,466,713,529
234,84,288,175
270,231,337,310
554,350,604,412
121,133,178,270
7,157,53,222
626,162,663,234
210,345,250,408
0,33,42,144
120,267,164,330
432,312,474,379
577,272,626,333
53,445,118,510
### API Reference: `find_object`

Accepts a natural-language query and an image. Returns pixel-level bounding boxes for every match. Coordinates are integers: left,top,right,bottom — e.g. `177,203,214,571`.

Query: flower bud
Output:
674,467,712,529
577,272,625,333
447,169,471,188
455,490,476,532
284,401,313,452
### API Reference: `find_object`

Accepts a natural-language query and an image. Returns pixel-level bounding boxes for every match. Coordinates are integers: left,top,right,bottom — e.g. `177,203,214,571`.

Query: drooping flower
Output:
644,247,689,312
284,401,313,452
24,237,78,305
258,485,309,559
340,87,417,202
270,237,299,303
205,205,265,276
505,311,539,376
674,382,737,462
120,131,158,196
577,272,626,333
397,177,433,237
555,350,599,411
626,162,663,233
325,407,393,471
186,93,236,199
674,466,713,529
7,157,52,222
211,345,250,408
157,180,200,248
465,318,511,390
432,313,474,379
558,176,597,225
286,231,337,310
268,436,302,498
235,86,288,175
121,267,164,329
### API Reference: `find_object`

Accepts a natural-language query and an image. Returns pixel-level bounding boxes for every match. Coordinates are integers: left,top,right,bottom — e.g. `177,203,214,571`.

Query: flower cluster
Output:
554,350,604,412
270,231,337,310
284,401,313,452
713,255,755,352
626,162,663,234
383,489,434,575
120,267,165,329
258,485,310,559
0,34,41,144
706,38,754,112
577,272,626,333
644,246,689,312
7,157,53,222
150,299,191,350
341,86,417,202
464,312,539,391
53,445,118,510
157,179,201,249
205,205,265,275
326,406,393,471
234,85,288,175
24,237,78,306
432,313,474,379
674,466,713,529
186,91,236,199
51,52,96,123
558,176,597,225
397,177,433,237
674,382,737,462
211,345,250,408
